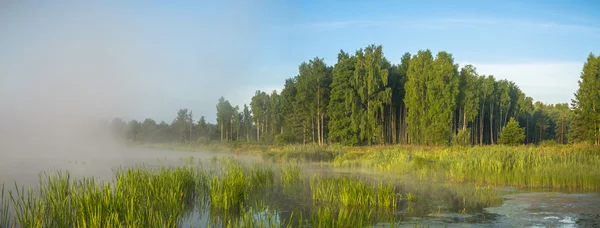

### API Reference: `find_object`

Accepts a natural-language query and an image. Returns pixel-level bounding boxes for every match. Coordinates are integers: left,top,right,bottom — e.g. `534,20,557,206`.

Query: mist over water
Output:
0,1,263,185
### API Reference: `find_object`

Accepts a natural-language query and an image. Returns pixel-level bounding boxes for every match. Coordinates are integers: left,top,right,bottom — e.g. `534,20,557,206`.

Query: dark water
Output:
1,146,599,227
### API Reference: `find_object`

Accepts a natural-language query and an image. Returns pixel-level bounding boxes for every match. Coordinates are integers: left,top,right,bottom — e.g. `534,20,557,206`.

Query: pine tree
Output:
499,117,525,145
570,53,600,145
328,50,359,145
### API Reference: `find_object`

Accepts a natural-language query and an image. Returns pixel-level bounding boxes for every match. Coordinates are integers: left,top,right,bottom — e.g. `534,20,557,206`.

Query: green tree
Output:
426,51,459,145
354,45,391,145
251,91,269,142
216,97,234,141
328,50,359,145
499,117,525,145
570,53,600,145
405,50,433,144
242,104,252,142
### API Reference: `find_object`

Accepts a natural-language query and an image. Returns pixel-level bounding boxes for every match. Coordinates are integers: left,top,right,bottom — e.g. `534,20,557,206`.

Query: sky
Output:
1,0,599,124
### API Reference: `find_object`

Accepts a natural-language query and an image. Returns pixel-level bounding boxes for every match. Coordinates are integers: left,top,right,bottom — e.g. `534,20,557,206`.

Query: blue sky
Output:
1,0,599,123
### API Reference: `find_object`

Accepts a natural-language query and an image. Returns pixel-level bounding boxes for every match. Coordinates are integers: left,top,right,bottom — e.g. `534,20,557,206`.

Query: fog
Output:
0,1,263,183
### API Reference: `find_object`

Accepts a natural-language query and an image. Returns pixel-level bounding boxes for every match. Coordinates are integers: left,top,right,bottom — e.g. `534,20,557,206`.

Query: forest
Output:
111,45,600,147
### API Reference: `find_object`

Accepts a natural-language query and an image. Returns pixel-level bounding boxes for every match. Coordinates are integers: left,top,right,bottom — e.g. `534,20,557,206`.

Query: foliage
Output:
499,118,526,145
570,53,600,145
109,46,600,148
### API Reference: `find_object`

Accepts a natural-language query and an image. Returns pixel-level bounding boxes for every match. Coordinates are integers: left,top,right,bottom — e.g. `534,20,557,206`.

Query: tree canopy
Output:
111,45,597,147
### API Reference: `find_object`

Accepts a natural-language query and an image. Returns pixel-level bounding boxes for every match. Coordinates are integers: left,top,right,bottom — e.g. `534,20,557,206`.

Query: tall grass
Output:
1,183,12,228
263,144,335,163
333,145,600,190
5,165,203,227
310,175,397,208
208,158,275,211
281,164,302,187
209,159,248,211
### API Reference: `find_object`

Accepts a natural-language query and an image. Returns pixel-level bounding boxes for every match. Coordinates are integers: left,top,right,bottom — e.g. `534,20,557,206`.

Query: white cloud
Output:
458,61,583,104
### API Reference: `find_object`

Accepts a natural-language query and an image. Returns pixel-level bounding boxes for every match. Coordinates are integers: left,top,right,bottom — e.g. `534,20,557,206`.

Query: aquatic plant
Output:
281,164,303,187
5,165,203,227
209,161,248,211
310,175,398,208
1,183,12,228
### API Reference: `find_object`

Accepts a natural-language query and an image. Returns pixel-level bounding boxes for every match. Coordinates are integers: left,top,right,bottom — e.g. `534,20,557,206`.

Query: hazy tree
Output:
125,120,141,141
172,109,190,143
242,104,252,142
216,97,233,141
140,118,157,142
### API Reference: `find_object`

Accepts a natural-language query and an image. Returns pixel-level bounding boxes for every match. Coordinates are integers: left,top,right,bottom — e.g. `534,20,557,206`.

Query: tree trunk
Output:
316,115,319,145
489,102,494,145
480,103,484,145
220,123,224,142
303,125,306,144
311,117,315,143
321,114,325,145
256,120,260,142
463,109,467,131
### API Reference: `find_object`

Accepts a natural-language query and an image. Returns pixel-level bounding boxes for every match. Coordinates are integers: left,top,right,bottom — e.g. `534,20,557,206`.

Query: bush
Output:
499,118,526,146
452,129,471,146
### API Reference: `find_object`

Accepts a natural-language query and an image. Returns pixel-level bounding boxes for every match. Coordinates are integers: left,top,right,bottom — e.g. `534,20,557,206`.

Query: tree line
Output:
111,45,600,146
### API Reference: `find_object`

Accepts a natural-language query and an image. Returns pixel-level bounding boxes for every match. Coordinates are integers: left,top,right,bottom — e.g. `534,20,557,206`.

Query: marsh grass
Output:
0,183,12,228
263,144,335,163
208,158,276,211
1,154,511,228
333,145,600,190
4,165,203,228
310,175,398,208
209,160,248,211
281,164,302,187
310,205,376,228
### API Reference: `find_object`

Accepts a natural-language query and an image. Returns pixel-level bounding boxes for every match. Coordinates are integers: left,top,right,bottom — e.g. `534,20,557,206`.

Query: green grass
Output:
3,166,203,228
310,205,376,228
209,159,249,211
333,145,600,190
1,183,12,228
143,142,600,191
262,144,335,163
0,154,513,228
310,175,398,208
281,164,303,187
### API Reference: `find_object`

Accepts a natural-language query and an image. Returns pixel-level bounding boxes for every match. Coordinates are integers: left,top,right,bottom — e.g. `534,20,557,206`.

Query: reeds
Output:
333,145,600,190
310,175,397,208
1,183,12,228
4,165,203,227
281,164,302,187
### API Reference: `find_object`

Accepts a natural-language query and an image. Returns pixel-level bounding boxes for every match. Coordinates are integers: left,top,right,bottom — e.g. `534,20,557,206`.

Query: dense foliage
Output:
112,45,598,146
499,118,526,145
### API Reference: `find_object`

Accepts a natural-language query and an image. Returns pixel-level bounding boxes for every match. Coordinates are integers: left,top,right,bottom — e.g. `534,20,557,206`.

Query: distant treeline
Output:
111,45,600,146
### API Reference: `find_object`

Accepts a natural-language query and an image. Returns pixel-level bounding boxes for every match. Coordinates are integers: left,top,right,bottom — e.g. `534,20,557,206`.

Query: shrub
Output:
452,129,471,146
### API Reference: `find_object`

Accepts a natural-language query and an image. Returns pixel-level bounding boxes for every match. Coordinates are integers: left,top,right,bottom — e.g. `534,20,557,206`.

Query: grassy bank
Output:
333,144,600,190
139,142,600,191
